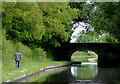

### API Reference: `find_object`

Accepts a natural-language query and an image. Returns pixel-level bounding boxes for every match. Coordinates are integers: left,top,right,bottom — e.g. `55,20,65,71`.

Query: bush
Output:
32,47,46,60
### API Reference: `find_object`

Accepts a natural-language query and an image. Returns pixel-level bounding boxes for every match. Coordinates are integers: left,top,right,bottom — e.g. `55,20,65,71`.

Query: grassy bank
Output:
2,59,69,82
2,33,70,82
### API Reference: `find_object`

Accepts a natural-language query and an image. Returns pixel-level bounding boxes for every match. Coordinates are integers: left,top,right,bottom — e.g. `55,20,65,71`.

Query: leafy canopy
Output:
2,2,78,47
69,2,120,43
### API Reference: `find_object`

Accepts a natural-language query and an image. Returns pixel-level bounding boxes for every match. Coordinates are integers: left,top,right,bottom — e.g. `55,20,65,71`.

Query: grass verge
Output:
2,58,70,82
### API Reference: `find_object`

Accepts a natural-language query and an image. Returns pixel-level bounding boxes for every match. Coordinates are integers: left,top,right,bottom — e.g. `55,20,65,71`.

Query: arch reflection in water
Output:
71,63,98,80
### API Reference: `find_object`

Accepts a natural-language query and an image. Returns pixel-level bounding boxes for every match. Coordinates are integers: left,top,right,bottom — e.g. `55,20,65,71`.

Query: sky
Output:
70,1,93,43
70,22,86,43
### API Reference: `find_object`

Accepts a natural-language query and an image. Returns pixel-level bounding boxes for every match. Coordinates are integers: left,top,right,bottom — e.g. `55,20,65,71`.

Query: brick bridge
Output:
49,43,120,67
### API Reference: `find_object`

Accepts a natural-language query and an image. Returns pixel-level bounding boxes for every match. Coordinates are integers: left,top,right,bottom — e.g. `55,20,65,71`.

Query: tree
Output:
69,2,120,43
89,2,120,43
2,2,78,48
76,30,108,43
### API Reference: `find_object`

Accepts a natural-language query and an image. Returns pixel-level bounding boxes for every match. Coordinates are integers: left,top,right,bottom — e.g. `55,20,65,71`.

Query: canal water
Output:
16,62,120,84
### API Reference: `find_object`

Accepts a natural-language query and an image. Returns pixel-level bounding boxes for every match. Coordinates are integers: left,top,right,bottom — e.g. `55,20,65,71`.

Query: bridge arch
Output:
52,43,120,67
68,48,99,61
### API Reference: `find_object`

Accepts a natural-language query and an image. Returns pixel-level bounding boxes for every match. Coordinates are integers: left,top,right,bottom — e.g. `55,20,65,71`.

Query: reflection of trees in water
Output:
32,68,76,83
71,65,120,83
71,65,98,80
93,68,120,83
29,65,120,83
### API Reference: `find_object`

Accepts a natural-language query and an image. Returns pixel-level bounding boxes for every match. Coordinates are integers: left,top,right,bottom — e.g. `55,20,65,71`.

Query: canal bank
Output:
13,64,70,82
4,62,70,83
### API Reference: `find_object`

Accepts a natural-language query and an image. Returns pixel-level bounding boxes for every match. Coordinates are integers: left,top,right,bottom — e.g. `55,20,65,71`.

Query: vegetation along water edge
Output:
2,33,70,82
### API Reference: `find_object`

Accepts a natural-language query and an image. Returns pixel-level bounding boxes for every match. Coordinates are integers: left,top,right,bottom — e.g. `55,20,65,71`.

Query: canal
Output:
14,62,120,84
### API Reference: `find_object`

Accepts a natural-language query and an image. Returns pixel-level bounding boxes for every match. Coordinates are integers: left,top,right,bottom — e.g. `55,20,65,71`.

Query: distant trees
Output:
76,30,108,43
2,2,78,48
69,2,120,43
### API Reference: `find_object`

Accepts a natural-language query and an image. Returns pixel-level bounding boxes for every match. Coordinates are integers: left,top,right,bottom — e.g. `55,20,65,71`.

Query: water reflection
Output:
94,68,120,83
14,63,120,83
71,63,98,80
71,63,120,83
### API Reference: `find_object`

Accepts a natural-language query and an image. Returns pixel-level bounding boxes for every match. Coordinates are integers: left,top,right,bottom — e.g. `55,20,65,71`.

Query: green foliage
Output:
71,51,98,62
76,30,108,43
2,2,78,47
2,34,16,65
69,2,93,23
32,47,46,59
2,35,69,82
89,2,120,43
2,31,46,65
72,51,97,57
69,2,120,43
0,30,2,61
2,36,48,81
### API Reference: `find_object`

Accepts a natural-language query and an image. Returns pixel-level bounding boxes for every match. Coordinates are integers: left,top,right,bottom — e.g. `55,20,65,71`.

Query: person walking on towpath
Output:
14,50,22,68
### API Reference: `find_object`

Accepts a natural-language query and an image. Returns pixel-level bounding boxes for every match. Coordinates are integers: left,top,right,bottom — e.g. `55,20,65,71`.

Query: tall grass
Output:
2,29,47,63
2,30,49,82
0,29,2,84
